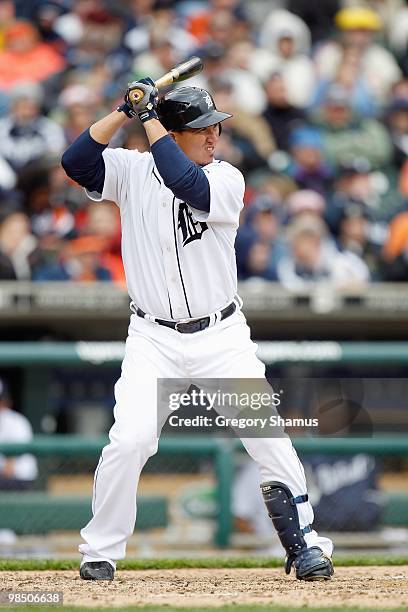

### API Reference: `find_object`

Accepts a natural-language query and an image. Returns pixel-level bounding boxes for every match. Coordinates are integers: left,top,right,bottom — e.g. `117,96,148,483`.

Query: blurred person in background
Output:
53,0,101,46
285,126,334,197
287,0,340,45
58,84,103,144
311,83,392,170
33,235,113,282
380,211,408,281
285,189,326,223
277,215,370,290
82,202,125,285
336,199,382,280
313,7,401,106
186,0,248,46
17,159,78,251
253,9,316,108
223,40,267,115
0,20,65,90
121,122,150,153
235,194,286,281
188,41,228,90
0,0,15,49
262,72,306,152
385,96,408,170
32,1,67,56
125,0,197,61
211,76,276,171
0,209,40,280
0,376,38,490
0,82,66,172
132,28,181,83
326,156,404,228
310,45,379,118
341,0,407,58
65,8,131,82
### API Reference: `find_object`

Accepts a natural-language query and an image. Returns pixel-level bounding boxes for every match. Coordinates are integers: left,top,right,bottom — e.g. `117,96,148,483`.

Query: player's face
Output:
173,124,220,166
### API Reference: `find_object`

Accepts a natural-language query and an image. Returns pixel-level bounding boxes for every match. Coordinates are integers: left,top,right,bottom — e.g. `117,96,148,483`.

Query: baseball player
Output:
61,78,334,582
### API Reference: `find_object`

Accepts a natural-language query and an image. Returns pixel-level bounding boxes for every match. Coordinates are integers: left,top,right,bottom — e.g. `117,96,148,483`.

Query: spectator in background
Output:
287,0,340,45
211,77,276,170
277,215,370,290
314,7,401,106
224,40,267,115
253,9,316,108
385,96,408,169
82,203,125,286
285,126,334,196
311,45,379,118
17,159,78,244
187,0,248,47
0,82,66,171
336,200,382,280
121,122,150,153
326,157,373,230
381,211,408,281
0,376,38,490
33,1,67,56
125,0,197,61
235,194,285,281
0,0,15,50
33,235,112,282
262,72,306,151
311,84,392,170
132,28,181,83
0,210,40,280
188,41,228,90
286,189,326,223
0,20,65,90
326,156,402,228
341,0,407,57
58,84,102,144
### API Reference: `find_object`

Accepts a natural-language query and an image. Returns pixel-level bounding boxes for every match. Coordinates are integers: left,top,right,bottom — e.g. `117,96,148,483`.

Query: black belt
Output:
136,301,236,334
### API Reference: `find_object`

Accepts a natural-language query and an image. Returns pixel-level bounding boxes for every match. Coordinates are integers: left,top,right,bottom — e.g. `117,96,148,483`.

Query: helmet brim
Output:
183,110,232,129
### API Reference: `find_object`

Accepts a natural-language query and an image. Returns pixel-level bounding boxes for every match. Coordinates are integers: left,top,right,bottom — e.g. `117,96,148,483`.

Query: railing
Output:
1,435,407,546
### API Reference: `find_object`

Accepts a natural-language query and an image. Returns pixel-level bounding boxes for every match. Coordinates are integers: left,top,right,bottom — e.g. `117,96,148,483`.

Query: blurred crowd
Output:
0,0,407,288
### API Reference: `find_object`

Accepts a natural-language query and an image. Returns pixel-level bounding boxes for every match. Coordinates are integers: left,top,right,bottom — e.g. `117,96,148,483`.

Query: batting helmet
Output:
157,87,232,132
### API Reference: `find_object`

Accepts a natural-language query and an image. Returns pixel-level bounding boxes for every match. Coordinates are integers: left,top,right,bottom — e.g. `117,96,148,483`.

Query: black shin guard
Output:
261,481,312,574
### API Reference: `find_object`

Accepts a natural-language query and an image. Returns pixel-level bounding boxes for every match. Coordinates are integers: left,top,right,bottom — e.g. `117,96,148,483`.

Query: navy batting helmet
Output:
157,86,232,132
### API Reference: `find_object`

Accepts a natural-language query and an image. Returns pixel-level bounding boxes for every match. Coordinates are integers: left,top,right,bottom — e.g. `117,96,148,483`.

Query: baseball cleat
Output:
288,547,334,581
80,561,114,581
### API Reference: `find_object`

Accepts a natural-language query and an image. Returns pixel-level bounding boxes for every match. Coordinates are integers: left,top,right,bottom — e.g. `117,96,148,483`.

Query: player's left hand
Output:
120,77,159,123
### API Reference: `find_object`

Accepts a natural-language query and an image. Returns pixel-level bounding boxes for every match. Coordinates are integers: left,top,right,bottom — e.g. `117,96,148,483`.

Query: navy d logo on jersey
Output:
178,202,208,246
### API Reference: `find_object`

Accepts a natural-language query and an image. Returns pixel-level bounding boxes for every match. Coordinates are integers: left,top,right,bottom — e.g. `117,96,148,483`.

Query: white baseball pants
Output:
79,309,333,566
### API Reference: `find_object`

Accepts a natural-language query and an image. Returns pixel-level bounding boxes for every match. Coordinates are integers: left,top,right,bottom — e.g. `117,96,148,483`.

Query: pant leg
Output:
79,323,183,565
190,311,333,557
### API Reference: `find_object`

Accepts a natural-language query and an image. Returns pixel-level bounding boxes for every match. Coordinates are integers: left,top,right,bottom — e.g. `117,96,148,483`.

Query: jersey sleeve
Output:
85,148,143,206
189,161,245,226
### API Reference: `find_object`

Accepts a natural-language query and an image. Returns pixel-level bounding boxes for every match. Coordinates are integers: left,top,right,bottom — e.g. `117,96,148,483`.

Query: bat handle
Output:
128,88,144,105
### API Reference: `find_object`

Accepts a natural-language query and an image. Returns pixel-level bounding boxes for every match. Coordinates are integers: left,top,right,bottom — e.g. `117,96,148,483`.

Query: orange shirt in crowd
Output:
0,21,66,89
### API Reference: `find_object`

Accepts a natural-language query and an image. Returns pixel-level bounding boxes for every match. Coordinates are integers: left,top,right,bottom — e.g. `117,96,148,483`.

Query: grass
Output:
0,555,407,571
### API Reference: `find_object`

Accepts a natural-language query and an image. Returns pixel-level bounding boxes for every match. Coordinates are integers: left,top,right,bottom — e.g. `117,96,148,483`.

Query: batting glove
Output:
117,77,159,122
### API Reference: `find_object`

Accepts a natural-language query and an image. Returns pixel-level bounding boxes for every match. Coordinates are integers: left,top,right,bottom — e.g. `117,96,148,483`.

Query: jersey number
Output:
178,202,208,247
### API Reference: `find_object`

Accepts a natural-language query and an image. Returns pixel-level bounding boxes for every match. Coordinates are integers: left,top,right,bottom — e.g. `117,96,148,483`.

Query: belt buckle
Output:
175,318,191,333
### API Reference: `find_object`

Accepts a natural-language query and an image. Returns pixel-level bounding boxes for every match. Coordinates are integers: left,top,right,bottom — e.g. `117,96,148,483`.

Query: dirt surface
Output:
1,567,407,609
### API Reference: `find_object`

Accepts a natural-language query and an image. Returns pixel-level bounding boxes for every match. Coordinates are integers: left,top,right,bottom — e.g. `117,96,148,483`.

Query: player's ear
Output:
168,131,176,141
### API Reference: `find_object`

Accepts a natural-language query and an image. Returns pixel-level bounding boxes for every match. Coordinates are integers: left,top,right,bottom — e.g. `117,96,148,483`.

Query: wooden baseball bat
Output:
128,56,204,105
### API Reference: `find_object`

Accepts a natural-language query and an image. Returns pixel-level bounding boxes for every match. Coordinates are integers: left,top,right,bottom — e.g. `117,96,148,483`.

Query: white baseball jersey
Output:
87,148,245,320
